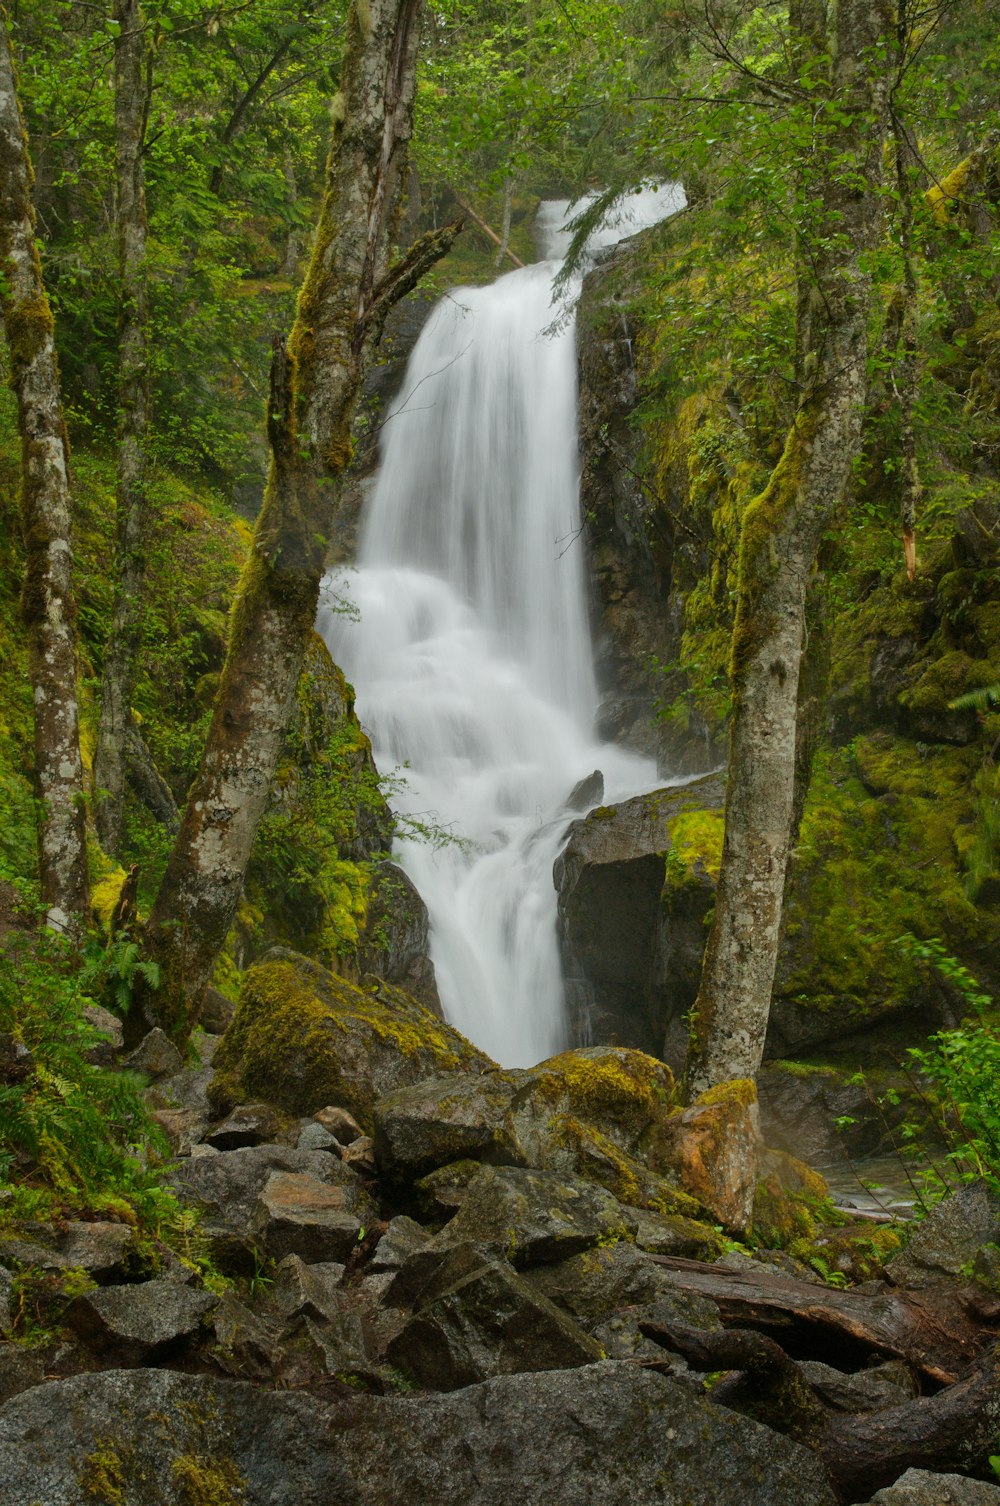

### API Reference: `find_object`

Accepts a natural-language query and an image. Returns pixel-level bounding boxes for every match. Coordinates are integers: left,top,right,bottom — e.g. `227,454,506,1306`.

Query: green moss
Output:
212,952,486,1127
531,1047,676,1138
78,1438,130,1504
666,809,725,880
696,1077,756,1110
172,1453,246,1506
753,1176,818,1249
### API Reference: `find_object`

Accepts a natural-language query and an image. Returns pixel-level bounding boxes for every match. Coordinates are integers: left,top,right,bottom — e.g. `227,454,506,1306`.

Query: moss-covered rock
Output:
211,949,492,1131
656,1079,761,1236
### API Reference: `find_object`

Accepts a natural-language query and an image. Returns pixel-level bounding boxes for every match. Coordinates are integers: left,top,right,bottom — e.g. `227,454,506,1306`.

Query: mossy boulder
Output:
656,1079,761,1236
211,949,493,1132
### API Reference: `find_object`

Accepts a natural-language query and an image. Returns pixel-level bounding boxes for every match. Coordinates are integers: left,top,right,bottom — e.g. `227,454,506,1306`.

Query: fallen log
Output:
451,193,526,269
647,1255,998,1383
638,1319,1000,1504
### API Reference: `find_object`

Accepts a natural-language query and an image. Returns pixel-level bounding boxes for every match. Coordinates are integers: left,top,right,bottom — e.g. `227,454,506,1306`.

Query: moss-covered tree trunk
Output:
94,0,162,855
0,18,88,934
685,0,891,1095
141,0,460,1035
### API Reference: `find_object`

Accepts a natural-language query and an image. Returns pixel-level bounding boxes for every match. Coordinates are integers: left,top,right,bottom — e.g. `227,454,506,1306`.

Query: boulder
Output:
123,1027,183,1079
250,1171,367,1265
204,1102,292,1150
524,1240,718,1328
385,1243,603,1389
553,778,724,1054
150,1106,206,1155
81,1003,123,1065
369,1216,431,1274
67,1280,216,1363
270,1255,346,1323
656,1078,761,1235
0,1362,841,1505
864,1471,1000,1505
0,1221,136,1282
885,1181,1000,1288
435,1163,636,1268
297,1120,341,1153
211,949,492,1130
210,1291,278,1381
374,1071,525,1181
315,1105,364,1143
631,1207,727,1259
170,1143,370,1274
343,1135,377,1176
798,1359,918,1414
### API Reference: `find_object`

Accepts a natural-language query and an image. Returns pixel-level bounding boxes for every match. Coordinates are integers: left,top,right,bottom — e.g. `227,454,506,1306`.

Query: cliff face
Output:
571,214,1000,1067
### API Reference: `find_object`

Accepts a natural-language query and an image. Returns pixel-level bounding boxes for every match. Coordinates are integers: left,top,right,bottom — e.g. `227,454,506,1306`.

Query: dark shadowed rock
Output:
0,1363,841,1505
436,1163,636,1267
67,1281,216,1362
205,1101,292,1150
124,1027,183,1079
524,1240,718,1328
554,777,724,1053
885,1181,1000,1288
270,1255,346,1323
566,769,604,811
385,1243,603,1389
798,1359,918,1414
356,861,441,1014
210,1292,278,1381
81,1003,123,1064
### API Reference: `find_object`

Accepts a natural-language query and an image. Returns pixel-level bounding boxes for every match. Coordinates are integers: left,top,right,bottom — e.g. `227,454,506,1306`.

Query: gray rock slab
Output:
271,1254,346,1322
886,1181,1000,1287
865,1470,1000,1505
251,1171,363,1264
374,1071,526,1181
205,1101,289,1150
0,1221,135,1280
799,1358,918,1414
68,1280,216,1361
124,1027,183,1078
0,1364,838,1505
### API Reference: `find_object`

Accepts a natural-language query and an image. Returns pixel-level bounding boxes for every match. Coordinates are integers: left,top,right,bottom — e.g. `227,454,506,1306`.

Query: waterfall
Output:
318,185,684,1068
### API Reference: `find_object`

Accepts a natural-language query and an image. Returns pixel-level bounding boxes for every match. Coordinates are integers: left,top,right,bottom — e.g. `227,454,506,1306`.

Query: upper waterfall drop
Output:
319,185,684,1069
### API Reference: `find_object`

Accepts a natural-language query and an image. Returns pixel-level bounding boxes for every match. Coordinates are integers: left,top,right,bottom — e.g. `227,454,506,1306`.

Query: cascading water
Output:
318,185,684,1069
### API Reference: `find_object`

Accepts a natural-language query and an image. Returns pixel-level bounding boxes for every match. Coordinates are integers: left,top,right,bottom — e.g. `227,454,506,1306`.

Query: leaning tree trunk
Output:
0,18,88,934
685,0,890,1096
93,0,155,856
141,0,461,1036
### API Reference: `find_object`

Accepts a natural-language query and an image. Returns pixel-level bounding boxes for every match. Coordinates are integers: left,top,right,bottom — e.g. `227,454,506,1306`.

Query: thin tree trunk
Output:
0,18,88,934
93,0,153,856
140,0,461,1036
494,174,514,270
685,0,890,1095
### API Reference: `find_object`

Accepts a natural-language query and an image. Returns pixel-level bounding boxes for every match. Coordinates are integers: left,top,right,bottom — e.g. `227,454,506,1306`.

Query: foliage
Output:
896,935,1000,1196
0,929,170,1222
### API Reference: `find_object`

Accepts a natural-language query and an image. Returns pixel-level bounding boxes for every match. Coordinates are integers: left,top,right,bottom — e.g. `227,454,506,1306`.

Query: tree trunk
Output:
685,0,890,1096
141,0,461,1036
0,19,88,934
93,0,153,856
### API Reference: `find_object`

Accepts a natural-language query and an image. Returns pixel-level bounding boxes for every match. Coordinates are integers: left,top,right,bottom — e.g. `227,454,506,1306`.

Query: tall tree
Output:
94,0,176,855
140,0,460,1035
685,0,892,1094
0,15,88,934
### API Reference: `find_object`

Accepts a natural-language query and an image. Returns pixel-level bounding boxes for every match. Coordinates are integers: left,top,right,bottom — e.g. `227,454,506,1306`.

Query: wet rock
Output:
385,1243,603,1389
0,1362,840,1505
356,861,441,1014
150,1106,206,1155
199,986,237,1034
315,1105,364,1144
437,1163,636,1268
204,1101,290,1150
374,1071,525,1181
123,1027,183,1079
657,1078,761,1235
554,777,724,1053
865,1471,1000,1504
343,1135,377,1177
170,1143,367,1275
251,1171,366,1264
798,1359,918,1414
297,1119,341,1153
211,949,493,1130
81,1004,123,1065
0,1221,136,1282
631,1207,727,1259
210,1291,278,1381
68,1280,216,1363
414,1159,487,1220
523,1241,699,1326
271,1254,346,1323
566,769,603,811
885,1180,1000,1288
370,1216,431,1274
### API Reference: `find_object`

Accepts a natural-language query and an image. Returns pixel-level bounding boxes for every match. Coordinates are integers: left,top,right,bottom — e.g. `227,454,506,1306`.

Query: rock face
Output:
885,1181,1000,1288
554,776,724,1054
356,861,442,1014
211,948,492,1129
865,1472,1000,1505
0,1364,839,1506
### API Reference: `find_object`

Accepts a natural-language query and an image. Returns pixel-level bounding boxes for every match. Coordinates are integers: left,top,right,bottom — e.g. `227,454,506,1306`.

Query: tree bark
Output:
93,0,153,856
141,0,461,1036
0,18,88,934
685,0,891,1096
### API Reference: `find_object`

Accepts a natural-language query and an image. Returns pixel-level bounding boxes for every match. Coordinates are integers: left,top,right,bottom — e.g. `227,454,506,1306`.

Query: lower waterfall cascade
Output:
319,185,684,1069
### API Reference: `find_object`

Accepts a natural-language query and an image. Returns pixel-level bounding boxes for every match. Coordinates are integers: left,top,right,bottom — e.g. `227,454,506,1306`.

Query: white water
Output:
319,185,684,1068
